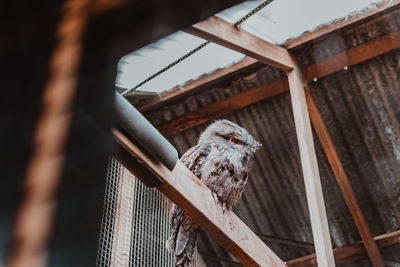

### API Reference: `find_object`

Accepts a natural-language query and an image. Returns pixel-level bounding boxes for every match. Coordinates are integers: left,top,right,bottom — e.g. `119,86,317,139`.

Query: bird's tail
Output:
166,220,198,267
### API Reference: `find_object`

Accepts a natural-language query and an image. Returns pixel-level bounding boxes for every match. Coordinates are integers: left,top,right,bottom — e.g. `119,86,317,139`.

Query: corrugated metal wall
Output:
143,8,400,266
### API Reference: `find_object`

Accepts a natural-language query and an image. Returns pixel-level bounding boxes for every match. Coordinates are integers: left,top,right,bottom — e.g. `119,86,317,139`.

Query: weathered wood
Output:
287,230,400,266
113,129,285,267
302,30,400,82
283,0,400,49
157,77,289,136
93,0,125,15
111,167,135,266
186,16,294,70
257,234,315,250
136,57,259,112
305,89,384,266
139,8,400,113
157,30,400,136
8,1,90,266
287,64,335,267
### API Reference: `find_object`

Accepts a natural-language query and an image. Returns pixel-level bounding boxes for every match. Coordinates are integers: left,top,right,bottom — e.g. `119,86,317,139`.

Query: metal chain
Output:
121,41,210,96
123,0,274,95
234,0,274,28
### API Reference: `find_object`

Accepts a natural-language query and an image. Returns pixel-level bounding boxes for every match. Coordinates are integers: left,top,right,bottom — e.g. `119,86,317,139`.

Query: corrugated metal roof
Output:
142,7,400,266
217,0,384,44
116,0,384,93
116,31,245,92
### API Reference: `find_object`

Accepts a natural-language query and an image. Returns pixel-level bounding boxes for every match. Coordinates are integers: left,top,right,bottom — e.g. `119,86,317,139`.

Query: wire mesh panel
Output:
97,157,207,266
129,168,175,266
97,158,121,266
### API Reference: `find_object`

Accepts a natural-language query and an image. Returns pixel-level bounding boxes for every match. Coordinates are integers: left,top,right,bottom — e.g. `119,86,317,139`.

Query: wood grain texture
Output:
157,30,400,136
157,77,289,136
283,0,400,49
287,65,335,267
93,0,125,15
137,57,258,113
113,129,285,267
302,30,400,82
186,16,294,70
287,230,400,266
8,1,90,266
140,7,400,113
305,89,384,266
111,167,135,266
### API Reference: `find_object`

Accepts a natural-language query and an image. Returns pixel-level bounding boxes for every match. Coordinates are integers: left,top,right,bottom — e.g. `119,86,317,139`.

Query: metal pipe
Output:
113,138,163,187
114,92,178,171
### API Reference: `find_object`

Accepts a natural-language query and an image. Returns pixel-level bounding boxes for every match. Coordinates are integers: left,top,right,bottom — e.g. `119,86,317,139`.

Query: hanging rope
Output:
122,0,274,95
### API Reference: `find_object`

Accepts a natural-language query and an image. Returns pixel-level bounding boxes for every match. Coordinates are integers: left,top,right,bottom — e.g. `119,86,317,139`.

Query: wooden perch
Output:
113,129,285,267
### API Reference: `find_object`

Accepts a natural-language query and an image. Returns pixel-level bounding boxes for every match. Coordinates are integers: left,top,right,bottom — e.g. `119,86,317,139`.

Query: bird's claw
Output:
222,202,227,214
211,192,228,214
212,192,219,204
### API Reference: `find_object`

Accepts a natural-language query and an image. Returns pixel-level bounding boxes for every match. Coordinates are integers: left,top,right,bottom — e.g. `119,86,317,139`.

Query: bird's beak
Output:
252,140,262,152
247,139,261,155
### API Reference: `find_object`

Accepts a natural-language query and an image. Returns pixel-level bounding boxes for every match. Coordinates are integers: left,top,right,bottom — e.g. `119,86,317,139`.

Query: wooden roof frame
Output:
185,16,294,70
286,62,336,266
287,230,400,266
128,3,400,265
135,0,400,113
156,29,400,135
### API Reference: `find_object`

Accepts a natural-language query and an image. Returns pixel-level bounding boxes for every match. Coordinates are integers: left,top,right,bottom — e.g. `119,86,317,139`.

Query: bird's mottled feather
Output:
167,120,261,267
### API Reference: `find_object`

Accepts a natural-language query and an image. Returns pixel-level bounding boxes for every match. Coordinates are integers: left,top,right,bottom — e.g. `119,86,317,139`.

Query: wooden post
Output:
111,166,135,267
7,1,90,266
305,89,384,266
287,63,335,267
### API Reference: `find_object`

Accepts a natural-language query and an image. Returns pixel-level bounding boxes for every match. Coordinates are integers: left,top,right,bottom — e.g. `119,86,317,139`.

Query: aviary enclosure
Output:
2,0,400,266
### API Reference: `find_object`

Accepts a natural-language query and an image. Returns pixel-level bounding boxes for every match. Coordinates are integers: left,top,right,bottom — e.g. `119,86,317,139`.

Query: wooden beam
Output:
283,0,400,49
156,30,400,136
302,30,400,82
93,0,125,15
305,89,384,266
112,129,285,267
198,252,243,266
8,1,90,266
257,234,315,250
157,77,289,136
136,57,259,113
185,16,294,70
139,6,400,113
287,63,335,267
111,167,135,266
287,230,400,266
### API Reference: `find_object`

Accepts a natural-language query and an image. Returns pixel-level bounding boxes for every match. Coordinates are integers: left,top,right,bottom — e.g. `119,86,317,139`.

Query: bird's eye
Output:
228,137,239,144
